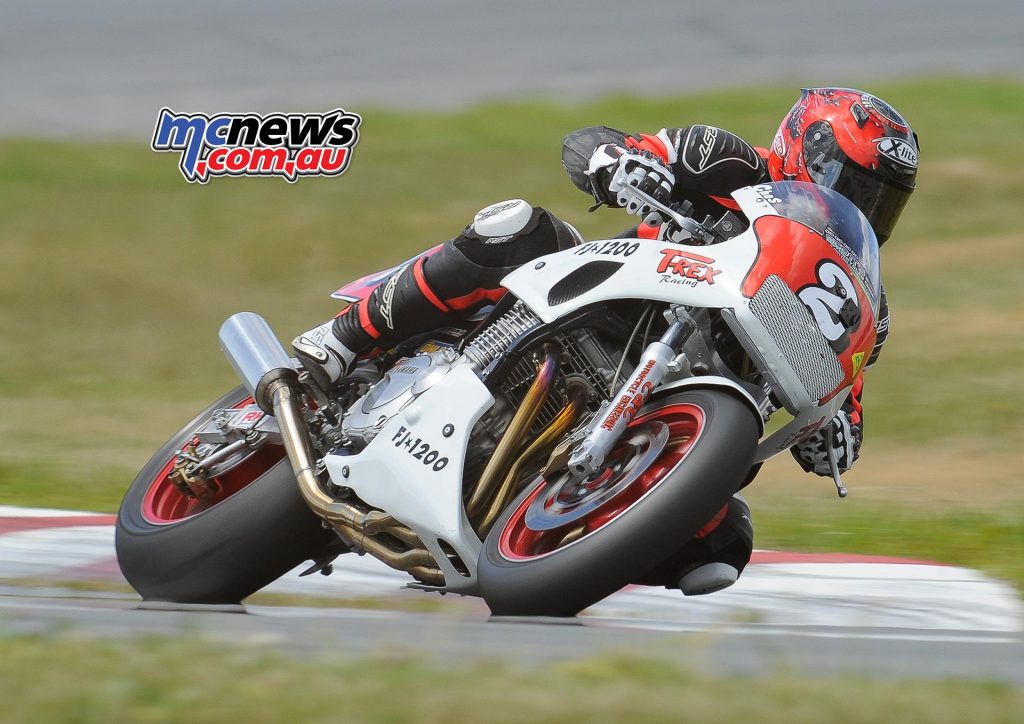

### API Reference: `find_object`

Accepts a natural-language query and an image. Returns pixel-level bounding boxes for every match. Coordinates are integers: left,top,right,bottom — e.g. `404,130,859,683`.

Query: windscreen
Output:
752,181,881,313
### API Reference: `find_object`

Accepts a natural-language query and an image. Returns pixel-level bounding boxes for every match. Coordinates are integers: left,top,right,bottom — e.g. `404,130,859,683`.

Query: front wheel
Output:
115,386,339,604
478,389,759,617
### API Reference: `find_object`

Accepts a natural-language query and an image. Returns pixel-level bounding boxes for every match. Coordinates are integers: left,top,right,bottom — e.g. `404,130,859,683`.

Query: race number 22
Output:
797,261,861,353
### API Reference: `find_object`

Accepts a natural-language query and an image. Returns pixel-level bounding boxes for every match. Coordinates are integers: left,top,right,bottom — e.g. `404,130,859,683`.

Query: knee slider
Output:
471,199,534,240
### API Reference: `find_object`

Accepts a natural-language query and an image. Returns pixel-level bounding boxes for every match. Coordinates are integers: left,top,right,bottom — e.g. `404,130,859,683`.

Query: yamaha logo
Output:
876,137,918,168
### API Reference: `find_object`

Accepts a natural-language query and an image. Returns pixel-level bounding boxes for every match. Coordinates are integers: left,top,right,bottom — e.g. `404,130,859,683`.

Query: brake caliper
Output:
169,441,220,500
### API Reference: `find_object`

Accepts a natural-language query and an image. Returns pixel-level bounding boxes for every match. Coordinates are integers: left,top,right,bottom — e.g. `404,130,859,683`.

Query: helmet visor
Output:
803,125,913,244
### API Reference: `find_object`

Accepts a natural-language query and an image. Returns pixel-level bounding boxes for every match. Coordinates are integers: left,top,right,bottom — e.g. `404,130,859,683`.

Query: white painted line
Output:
0,527,116,578
0,506,105,518
0,509,1020,633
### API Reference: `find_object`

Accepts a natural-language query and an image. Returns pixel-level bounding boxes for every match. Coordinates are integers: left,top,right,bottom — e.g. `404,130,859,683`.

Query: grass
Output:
1,77,1022,587
0,635,1020,723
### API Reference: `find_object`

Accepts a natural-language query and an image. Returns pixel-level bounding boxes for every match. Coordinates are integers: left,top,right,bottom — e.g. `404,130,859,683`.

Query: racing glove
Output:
586,144,675,219
790,408,862,476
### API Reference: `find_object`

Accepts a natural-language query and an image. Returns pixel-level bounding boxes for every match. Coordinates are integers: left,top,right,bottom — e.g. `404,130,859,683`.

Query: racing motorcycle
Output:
115,181,880,616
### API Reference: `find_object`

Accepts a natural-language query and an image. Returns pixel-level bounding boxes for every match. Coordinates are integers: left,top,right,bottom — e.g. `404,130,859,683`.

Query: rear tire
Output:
478,389,759,617
115,387,339,604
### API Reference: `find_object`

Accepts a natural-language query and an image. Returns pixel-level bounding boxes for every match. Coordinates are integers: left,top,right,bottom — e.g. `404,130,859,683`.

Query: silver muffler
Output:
218,312,298,413
219,312,446,586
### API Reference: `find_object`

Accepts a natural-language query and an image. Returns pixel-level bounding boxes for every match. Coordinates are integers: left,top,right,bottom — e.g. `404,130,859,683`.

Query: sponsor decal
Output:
876,137,918,168
416,340,455,354
475,200,521,221
378,269,401,330
656,248,722,285
573,240,641,257
851,351,866,377
771,130,786,158
860,94,909,131
781,416,827,448
752,184,783,206
151,108,360,183
390,425,449,471
823,225,878,310
698,126,719,171
600,360,656,431
389,359,422,375
483,234,515,245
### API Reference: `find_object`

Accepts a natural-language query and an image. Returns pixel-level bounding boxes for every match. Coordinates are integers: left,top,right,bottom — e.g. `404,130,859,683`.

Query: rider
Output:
292,87,919,596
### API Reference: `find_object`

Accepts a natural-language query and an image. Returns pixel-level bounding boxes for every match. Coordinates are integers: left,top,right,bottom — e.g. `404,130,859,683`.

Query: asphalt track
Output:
1,508,1022,682
4,0,1024,139
3,592,1022,684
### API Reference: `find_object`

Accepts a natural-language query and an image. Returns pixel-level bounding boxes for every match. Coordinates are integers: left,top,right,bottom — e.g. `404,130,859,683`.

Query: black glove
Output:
790,410,862,476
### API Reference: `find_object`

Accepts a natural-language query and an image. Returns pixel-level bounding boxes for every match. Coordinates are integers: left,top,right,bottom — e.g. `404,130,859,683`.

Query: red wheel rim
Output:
141,397,284,525
498,403,705,561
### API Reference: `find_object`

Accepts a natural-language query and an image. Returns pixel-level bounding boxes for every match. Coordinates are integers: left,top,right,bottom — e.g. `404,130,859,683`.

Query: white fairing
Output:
501,183,855,462
317,183,866,591
501,234,758,325
323,362,492,594
501,185,783,323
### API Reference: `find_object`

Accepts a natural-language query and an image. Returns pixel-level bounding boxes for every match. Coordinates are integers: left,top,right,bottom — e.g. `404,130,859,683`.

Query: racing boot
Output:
634,493,754,596
291,319,358,391
677,493,753,595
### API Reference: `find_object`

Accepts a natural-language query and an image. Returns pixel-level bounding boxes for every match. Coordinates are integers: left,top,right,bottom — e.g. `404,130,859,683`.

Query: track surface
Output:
3,592,1022,683
4,0,1024,138
1,507,1021,682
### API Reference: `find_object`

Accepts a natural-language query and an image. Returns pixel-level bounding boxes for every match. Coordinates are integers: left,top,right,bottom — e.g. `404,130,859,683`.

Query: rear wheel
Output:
478,389,759,617
115,386,339,604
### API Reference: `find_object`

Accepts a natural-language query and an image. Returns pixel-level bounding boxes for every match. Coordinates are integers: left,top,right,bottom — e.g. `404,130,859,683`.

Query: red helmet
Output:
767,88,918,244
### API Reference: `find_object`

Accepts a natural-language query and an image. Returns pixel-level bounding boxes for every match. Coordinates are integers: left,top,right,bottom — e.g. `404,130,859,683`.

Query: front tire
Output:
478,389,759,617
115,387,338,604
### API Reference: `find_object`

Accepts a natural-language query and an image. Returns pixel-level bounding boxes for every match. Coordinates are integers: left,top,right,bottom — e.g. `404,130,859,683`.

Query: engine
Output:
339,303,619,473
340,347,458,446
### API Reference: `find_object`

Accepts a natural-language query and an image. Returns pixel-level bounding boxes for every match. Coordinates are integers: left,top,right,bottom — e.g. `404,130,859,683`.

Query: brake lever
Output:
824,422,849,498
620,185,715,245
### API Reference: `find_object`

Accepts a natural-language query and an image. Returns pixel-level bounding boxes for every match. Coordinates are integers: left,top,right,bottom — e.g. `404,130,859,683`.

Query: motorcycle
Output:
115,181,880,616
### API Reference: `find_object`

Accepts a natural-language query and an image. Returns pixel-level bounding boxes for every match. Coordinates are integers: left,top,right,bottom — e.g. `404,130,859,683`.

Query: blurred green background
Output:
2,637,1021,724
1,77,1021,587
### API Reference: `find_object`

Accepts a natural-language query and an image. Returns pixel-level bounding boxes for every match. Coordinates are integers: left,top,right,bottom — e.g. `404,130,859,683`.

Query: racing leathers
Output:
292,124,890,595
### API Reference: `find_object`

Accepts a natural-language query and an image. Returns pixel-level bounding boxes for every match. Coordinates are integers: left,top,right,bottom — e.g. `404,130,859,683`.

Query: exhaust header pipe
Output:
221,312,446,586
219,312,297,413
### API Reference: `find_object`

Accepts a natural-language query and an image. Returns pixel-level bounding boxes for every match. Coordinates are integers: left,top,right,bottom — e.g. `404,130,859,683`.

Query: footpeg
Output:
299,556,337,577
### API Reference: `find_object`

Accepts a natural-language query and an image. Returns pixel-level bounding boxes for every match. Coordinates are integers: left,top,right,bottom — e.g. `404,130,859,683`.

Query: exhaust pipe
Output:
218,312,446,585
269,376,445,586
218,312,297,413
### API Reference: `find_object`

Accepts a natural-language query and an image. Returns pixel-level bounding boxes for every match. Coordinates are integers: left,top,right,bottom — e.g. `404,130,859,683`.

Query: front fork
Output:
567,309,696,476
